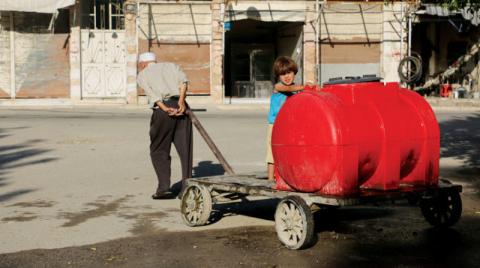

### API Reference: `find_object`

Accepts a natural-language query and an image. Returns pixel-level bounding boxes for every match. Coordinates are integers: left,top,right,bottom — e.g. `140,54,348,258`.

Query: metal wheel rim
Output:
275,199,307,248
426,196,453,223
181,185,210,226
421,191,462,227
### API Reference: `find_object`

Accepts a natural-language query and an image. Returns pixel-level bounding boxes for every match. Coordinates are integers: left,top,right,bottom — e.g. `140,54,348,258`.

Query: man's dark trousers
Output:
149,100,193,194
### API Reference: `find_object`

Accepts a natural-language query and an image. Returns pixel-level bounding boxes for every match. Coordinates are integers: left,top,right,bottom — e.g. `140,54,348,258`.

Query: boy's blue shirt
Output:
268,91,295,124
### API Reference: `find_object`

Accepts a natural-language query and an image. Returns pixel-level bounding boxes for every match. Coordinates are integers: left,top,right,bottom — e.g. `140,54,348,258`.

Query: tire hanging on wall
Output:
398,56,423,84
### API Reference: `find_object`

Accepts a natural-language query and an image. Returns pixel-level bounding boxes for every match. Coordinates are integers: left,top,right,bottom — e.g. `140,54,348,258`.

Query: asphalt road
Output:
0,106,479,267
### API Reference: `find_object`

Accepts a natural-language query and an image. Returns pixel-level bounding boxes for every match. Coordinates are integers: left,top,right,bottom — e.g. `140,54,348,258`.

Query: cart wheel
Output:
181,185,212,227
420,190,462,228
274,196,315,250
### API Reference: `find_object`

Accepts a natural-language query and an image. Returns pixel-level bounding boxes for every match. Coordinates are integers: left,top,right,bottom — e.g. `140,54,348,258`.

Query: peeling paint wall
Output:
13,12,70,98
0,12,71,99
138,41,210,94
137,2,212,95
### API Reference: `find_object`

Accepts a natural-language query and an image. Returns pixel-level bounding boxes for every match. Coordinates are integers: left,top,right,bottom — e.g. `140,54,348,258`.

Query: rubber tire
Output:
398,56,423,84
420,190,462,228
180,185,212,227
274,196,315,250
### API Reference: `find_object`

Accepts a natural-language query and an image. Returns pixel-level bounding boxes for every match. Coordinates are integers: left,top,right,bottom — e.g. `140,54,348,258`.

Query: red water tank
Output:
271,82,439,196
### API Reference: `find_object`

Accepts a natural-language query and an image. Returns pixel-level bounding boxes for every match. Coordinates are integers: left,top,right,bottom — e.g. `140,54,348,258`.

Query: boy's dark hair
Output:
273,56,298,78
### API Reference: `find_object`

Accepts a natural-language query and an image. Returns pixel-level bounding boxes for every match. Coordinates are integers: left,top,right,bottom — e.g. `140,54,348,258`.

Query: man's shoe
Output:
151,191,174,200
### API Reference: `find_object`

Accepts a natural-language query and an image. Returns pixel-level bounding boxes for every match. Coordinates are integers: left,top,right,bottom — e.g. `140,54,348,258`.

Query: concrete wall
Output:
125,0,138,104
138,41,211,94
138,2,211,43
210,0,223,102
319,2,383,83
0,11,70,99
381,2,404,83
137,2,212,95
69,0,81,101
0,12,11,98
14,32,70,98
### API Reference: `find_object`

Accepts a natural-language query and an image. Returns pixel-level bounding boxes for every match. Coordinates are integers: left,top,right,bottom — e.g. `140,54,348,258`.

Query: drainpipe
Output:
315,0,320,85
408,13,412,58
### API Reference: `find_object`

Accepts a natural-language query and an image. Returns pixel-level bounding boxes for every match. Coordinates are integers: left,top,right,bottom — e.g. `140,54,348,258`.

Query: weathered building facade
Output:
0,0,413,104
0,8,71,99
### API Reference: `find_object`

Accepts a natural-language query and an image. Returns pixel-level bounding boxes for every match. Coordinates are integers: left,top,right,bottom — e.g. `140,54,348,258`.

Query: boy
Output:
266,56,305,181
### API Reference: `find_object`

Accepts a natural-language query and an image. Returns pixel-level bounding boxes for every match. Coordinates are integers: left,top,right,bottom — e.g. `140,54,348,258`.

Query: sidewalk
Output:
0,96,479,112
426,97,480,111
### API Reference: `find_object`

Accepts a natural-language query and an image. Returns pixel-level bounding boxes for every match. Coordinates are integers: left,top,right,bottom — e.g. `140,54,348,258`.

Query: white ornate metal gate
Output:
81,29,126,98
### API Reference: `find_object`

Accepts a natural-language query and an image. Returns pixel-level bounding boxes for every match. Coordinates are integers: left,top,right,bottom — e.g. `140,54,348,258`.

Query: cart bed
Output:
187,172,462,206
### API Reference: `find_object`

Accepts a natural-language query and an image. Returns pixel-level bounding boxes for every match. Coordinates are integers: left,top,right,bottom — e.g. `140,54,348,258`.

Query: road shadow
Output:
439,112,480,196
206,196,479,267
207,198,395,230
170,161,225,195
329,215,480,267
209,198,279,224
0,127,58,202
192,161,225,177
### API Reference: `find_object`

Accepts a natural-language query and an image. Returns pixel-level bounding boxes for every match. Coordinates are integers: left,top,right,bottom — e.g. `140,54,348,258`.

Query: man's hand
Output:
156,101,177,116
176,82,188,116
176,100,186,116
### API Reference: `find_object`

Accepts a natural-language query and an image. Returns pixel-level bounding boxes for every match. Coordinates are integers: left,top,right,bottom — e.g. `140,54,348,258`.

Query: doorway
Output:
225,20,303,99
80,0,126,98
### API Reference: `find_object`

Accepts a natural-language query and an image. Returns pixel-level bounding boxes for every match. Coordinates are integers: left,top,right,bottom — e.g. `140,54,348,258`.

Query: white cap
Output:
138,52,156,62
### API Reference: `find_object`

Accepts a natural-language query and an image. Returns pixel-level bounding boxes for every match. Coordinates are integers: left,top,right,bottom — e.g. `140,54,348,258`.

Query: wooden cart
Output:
180,173,463,250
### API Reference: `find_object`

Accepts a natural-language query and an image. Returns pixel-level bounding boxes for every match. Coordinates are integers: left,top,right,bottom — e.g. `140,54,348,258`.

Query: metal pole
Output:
9,12,15,99
407,13,412,88
109,2,112,30
187,110,235,175
400,2,404,60
408,14,412,58
315,0,320,85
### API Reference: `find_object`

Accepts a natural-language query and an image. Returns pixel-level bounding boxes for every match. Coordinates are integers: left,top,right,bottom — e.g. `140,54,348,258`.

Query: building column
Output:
125,0,138,104
211,0,224,104
381,2,405,82
303,1,317,84
69,0,82,101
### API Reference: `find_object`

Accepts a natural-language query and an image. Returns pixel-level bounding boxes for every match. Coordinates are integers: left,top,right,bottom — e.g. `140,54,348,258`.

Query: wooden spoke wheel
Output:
181,185,212,227
274,196,315,250
420,190,462,228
